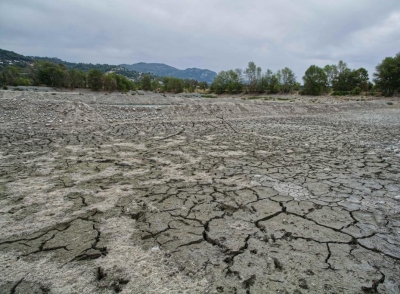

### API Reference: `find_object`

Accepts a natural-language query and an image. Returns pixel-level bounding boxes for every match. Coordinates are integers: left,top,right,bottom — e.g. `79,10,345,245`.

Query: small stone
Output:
151,246,160,252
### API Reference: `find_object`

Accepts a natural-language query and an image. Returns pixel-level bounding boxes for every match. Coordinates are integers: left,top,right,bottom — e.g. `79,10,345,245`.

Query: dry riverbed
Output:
0,90,399,293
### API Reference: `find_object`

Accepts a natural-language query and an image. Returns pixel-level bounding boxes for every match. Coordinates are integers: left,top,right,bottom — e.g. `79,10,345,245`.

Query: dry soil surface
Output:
0,90,400,294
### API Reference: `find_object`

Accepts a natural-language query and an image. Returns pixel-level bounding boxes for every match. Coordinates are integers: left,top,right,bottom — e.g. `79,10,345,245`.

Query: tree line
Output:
139,75,208,93
0,61,136,91
302,61,370,95
0,60,206,93
210,52,400,96
2,52,400,96
211,62,299,94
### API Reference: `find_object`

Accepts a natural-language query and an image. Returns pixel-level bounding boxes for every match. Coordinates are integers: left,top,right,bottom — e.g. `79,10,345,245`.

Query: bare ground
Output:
0,90,399,293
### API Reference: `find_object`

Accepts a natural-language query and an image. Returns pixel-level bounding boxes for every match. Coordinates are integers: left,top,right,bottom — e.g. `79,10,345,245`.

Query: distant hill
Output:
0,48,215,83
28,56,146,80
120,62,217,84
0,48,148,81
0,49,32,68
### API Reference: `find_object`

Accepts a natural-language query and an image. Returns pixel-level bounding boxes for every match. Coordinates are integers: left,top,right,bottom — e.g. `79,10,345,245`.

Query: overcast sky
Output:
1,0,399,80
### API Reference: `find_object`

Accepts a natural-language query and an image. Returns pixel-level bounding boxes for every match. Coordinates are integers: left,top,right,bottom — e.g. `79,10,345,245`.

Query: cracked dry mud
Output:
0,91,400,293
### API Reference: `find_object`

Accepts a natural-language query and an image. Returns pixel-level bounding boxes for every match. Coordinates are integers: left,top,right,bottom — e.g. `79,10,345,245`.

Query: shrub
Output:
332,91,350,96
3,86,8,90
351,87,361,95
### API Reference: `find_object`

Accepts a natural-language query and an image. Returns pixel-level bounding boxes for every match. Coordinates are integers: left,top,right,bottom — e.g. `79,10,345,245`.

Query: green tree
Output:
68,69,87,88
31,61,67,87
198,82,209,91
88,69,104,91
324,64,338,88
182,79,199,93
255,66,264,93
210,70,243,94
302,65,328,95
103,73,117,91
263,70,281,94
331,60,369,94
227,70,243,93
245,62,258,93
210,71,228,94
332,61,351,91
352,68,369,92
0,66,20,86
163,77,183,93
280,67,297,93
373,52,400,96
151,79,161,92
140,74,151,91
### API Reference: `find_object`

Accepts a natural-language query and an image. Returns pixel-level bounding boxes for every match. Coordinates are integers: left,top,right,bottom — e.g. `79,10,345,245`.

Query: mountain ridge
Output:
0,48,216,83
120,62,217,83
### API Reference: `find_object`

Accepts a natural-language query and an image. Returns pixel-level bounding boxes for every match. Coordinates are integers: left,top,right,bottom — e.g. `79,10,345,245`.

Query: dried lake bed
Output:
0,90,399,293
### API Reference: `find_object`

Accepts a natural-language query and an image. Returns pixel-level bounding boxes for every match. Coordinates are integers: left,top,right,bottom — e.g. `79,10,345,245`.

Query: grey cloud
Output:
0,0,399,80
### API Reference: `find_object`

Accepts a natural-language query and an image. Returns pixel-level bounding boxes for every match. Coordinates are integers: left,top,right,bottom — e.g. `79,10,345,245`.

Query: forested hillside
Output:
121,62,217,84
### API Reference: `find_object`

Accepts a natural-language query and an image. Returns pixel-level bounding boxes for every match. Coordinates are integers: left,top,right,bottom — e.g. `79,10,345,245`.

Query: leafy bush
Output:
351,87,361,95
2,86,8,90
332,91,350,96
14,77,31,86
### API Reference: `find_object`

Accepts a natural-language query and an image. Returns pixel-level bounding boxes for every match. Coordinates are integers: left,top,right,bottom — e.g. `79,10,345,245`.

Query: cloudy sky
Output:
1,0,399,79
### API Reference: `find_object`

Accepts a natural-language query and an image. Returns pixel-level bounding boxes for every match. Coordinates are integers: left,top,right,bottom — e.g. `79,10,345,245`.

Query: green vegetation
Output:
330,61,369,93
140,74,152,91
2,48,400,97
0,49,149,82
210,62,299,95
0,66,29,86
301,65,328,95
140,75,207,93
301,61,370,96
0,60,201,93
210,69,243,94
209,53,400,97
373,52,400,96
0,61,136,91
161,77,183,93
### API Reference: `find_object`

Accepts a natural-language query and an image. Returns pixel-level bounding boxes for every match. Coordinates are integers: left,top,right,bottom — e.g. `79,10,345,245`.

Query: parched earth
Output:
0,90,399,293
